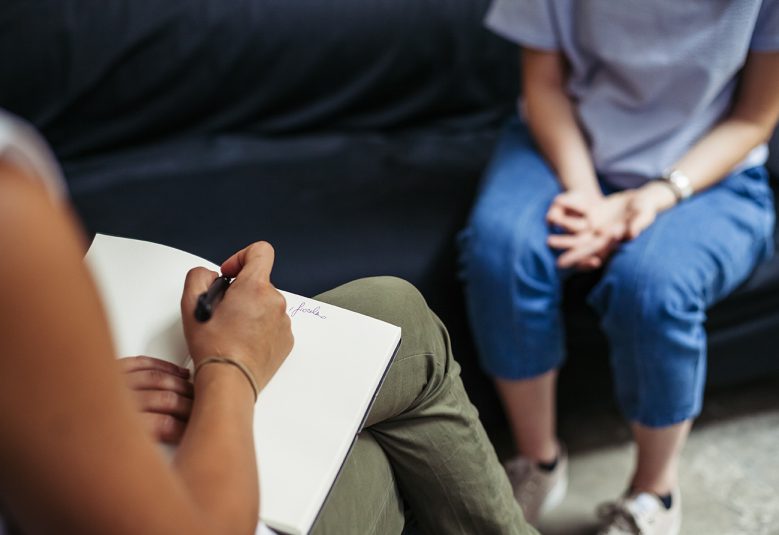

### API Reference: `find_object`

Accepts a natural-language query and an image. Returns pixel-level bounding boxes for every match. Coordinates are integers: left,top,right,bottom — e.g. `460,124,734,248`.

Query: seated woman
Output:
460,1,779,533
0,109,534,535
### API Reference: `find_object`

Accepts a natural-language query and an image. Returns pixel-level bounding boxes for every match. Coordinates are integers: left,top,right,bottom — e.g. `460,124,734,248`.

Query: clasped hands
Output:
545,182,676,270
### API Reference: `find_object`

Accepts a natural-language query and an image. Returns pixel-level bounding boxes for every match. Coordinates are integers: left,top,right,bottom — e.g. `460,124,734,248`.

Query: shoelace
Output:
596,501,644,534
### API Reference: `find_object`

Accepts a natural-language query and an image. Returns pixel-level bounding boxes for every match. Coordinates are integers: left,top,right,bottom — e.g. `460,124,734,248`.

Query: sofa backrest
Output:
0,0,518,161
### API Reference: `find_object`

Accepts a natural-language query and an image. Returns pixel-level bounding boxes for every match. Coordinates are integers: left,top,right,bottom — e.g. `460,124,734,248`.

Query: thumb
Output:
627,209,655,240
555,193,591,215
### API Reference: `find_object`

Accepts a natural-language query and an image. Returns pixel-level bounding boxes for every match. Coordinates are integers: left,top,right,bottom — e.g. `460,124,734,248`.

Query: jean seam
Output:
509,180,562,378
630,218,666,424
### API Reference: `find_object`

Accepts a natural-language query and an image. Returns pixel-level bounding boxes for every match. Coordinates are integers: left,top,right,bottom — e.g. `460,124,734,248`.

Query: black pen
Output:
195,276,232,322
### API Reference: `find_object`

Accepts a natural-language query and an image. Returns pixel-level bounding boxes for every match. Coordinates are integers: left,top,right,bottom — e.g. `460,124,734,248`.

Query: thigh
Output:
314,276,449,424
312,432,404,535
459,118,568,378
463,117,562,249
587,168,774,425
598,166,775,311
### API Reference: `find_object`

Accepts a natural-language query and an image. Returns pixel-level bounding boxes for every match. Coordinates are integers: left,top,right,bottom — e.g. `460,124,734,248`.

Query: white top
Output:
0,109,67,199
486,0,779,187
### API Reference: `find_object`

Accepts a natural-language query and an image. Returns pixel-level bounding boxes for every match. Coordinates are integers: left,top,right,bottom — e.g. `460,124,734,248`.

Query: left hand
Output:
548,224,624,269
119,356,194,445
546,190,630,269
547,182,677,269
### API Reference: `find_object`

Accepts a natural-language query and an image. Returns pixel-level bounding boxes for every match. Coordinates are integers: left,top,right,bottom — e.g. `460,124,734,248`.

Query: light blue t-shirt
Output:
486,0,779,186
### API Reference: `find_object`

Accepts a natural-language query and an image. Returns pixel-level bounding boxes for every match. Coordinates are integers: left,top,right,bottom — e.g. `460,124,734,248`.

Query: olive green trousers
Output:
311,277,536,535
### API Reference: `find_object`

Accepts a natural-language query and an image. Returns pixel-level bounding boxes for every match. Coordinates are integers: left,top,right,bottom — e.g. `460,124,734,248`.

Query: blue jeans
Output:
459,119,775,427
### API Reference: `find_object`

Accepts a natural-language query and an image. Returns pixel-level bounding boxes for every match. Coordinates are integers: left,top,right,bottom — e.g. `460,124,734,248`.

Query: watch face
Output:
667,170,693,199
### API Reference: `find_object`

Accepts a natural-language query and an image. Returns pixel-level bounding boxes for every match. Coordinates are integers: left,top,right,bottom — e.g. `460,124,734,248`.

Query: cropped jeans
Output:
459,118,775,427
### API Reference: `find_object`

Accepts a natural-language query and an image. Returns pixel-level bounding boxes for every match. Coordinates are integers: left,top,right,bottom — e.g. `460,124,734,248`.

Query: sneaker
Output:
596,488,681,535
504,445,568,525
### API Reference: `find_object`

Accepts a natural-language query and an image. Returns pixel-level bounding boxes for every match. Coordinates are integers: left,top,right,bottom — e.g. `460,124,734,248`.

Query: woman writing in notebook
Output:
0,110,534,534
0,111,292,533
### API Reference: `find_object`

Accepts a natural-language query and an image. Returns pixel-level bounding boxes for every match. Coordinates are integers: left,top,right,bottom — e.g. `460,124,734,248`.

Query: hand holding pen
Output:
195,275,232,322
180,242,294,397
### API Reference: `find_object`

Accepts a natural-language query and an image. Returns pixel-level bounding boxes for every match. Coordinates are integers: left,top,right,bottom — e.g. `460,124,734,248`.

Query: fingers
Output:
557,233,612,268
551,191,592,215
132,389,193,420
123,367,194,398
120,357,193,444
220,241,275,281
547,231,588,250
574,256,603,271
140,412,187,445
181,266,219,315
118,356,190,379
546,204,590,233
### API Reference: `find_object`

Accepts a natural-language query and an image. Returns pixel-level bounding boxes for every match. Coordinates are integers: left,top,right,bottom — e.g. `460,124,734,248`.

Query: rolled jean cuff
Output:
625,400,702,428
477,338,565,381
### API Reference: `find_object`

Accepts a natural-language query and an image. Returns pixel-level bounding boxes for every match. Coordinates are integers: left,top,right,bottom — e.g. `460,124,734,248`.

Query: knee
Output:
316,276,449,370
355,277,450,359
460,197,514,263
355,275,426,314
593,255,706,332
460,203,555,290
329,276,431,329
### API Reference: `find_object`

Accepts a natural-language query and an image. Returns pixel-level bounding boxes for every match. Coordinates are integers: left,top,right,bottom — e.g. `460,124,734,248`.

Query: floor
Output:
491,377,779,535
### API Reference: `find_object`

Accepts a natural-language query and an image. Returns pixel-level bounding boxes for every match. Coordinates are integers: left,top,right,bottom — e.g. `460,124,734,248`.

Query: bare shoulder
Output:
0,161,173,533
0,159,84,245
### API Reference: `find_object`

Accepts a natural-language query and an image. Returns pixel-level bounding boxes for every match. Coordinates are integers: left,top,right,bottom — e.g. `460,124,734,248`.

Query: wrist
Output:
565,185,604,201
195,357,259,403
640,181,678,212
659,168,694,201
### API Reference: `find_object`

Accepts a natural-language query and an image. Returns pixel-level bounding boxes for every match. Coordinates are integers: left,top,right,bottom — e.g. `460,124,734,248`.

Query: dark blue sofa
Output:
2,0,778,423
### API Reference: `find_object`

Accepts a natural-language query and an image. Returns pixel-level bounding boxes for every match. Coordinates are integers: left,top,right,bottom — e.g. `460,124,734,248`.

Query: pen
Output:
195,275,232,322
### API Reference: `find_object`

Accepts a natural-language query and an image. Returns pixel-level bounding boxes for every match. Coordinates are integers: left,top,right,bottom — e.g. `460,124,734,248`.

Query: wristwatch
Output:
659,169,694,201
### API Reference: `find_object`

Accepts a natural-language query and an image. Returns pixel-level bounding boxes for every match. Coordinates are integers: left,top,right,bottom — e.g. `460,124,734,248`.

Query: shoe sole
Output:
538,475,568,518
669,510,681,535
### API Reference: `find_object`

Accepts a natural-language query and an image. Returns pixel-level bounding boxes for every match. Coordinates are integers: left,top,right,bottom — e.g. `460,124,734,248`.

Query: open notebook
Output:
85,234,401,534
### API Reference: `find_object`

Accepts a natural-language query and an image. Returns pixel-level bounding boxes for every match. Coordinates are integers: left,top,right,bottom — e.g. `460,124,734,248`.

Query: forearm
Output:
617,110,776,240
522,49,600,196
174,366,259,534
629,116,774,220
671,116,775,192
0,167,259,535
669,51,779,195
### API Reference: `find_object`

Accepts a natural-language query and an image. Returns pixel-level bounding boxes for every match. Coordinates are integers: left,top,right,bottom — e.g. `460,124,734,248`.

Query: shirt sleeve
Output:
0,111,68,201
484,0,560,51
751,0,779,50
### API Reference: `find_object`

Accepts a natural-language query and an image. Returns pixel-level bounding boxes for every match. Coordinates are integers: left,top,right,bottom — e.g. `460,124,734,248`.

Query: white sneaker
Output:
504,445,568,525
596,488,681,535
